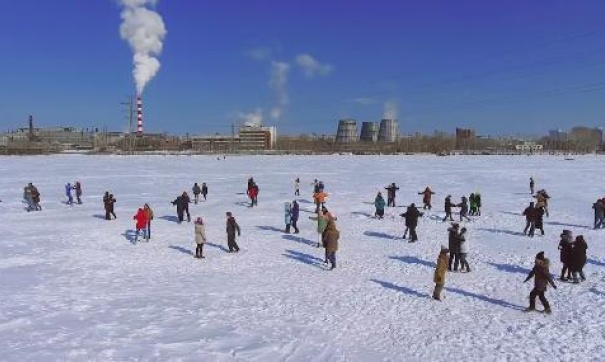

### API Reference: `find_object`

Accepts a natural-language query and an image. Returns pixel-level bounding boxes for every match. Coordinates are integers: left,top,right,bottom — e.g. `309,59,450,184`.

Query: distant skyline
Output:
1,1,604,136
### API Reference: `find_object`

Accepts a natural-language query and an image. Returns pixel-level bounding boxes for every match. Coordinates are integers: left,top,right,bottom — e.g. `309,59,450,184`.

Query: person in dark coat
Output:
447,223,461,271
374,192,386,219
534,206,545,236
442,195,455,222
192,183,201,204
201,183,208,201
524,251,556,314
457,196,471,222
226,211,241,252
103,192,116,220
74,181,82,204
523,202,537,237
571,235,587,283
529,177,535,195
558,230,573,281
419,187,435,210
400,203,423,242
291,200,300,234
182,192,192,221
172,195,187,224
592,198,605,229
385,183,399,207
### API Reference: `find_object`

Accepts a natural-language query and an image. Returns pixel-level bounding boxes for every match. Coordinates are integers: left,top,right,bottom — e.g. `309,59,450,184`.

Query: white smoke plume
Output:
269,61,290,120
119,0,167,95
238,108,263,127
383,100,398,120
295,53,333,78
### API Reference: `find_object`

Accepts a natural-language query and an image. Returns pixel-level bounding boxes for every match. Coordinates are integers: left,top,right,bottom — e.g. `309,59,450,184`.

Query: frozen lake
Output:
1,154,604,361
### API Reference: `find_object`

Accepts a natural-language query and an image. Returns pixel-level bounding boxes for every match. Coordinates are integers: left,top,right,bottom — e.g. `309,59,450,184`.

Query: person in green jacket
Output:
309,208,329,248
374,192,386,219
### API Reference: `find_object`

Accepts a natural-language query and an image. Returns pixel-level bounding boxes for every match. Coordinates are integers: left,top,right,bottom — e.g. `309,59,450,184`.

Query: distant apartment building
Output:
239,125,277,151
455,127,476,149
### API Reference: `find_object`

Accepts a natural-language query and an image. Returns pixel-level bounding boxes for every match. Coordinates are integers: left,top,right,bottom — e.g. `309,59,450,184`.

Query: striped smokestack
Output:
136,96,143,134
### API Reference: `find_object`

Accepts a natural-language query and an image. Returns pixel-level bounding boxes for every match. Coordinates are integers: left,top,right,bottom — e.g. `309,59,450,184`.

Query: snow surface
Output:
1,155,605,361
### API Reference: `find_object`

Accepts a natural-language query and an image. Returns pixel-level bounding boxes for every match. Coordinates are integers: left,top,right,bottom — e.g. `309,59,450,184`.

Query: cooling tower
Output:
378,119,399,143
360,122,379,142
336,119,358,143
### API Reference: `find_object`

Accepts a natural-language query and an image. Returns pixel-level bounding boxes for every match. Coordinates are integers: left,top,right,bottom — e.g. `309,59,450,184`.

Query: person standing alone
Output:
226,212,241,253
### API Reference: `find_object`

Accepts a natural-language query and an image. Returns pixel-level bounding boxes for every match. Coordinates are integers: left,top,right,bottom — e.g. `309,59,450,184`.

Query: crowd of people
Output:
7,172,600,313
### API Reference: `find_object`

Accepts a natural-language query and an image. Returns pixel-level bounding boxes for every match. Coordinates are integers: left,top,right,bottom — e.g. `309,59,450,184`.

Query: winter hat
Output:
451,222,460,228
535,251,545,261
560,229,572,237
195,217,203,225
440,245,450,254
226,211,232,217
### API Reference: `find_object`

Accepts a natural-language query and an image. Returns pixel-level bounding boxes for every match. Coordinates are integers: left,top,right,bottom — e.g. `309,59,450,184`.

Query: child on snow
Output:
433,247,450,301
144,203,154,240
226,212,241,253
291,201,300,234
201,183,208,201
323,220,340,270
309,208,329,248
571,235,587,283
558,230,573,281
458,227,470,272
74,181,82,204
524,251,557,314
374,192,386,219
194,217,206,259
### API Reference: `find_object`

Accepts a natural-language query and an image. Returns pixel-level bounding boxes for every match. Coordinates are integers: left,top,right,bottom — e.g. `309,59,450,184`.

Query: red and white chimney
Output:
136,96,143,134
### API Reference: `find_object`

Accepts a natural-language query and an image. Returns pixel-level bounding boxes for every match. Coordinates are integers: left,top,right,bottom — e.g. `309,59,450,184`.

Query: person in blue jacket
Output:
65,183,74,205
284,202,292,233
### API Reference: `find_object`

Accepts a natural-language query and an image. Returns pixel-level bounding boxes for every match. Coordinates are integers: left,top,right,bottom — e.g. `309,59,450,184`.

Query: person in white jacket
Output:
194,217,207,259
458,227,470,272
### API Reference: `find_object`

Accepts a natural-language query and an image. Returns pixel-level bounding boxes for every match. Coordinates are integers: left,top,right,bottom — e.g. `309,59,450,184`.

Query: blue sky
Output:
1,0,604,136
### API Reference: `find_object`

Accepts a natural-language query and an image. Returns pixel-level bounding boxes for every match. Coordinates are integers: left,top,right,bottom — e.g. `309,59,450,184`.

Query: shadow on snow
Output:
486,262,531,275
257,225,284,233
371,279,426,298
169,245,194,256
445,287,524,311
364,231,398,240
477,228,525,237
282,249,324,269
159,215,180,223
389,255,435,268
122,229,138,244
546,221,591,230
588,258,605,267
282,234,316,247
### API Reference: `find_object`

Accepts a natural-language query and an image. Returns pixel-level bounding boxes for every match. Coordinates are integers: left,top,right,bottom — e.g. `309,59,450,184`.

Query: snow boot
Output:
544,308,552,315
524,307,535,312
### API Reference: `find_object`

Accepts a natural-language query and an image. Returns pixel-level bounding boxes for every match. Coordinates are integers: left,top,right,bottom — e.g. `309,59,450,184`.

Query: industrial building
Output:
239,125,277,151
360,122,379,142
378,119,399,143
335,119,358,143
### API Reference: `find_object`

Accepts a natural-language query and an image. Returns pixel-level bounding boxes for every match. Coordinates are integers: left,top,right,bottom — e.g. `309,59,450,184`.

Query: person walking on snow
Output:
226,212,241,253
442,195,455,222
523,202,537,237
294,177,300,196
144,203,154,240
309,208,329,247
558,230,573,281
524,251,556,314
194,217,207,259
192,183,201,204
323,220,340,270
248,183,259,207
433,246,450,301
374,192,386,219
284,202,292,233
457,196,471,222
201,183,208,201
291,200,300,234
133,207,148,243
448,223,461,271
313,189,328,213
400,203,423,242
458,227,470,272
534,189,550,217
571,235,587,283
592,198,605,229
24,185,35,212
535,206,545,236
469,193,478,216
65,183,74,205
29,183,41,211
419,187,436,210
385,183,399,207
103,192,116,220
171,193,189,223
74,181,82,204
529,176,535,195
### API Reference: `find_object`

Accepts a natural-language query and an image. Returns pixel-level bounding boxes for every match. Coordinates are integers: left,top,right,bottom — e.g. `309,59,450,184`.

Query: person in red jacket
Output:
248,183,259,207
133,207,148,243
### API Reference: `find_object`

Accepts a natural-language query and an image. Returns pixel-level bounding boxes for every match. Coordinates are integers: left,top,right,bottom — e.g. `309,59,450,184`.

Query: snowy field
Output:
1,154,605,361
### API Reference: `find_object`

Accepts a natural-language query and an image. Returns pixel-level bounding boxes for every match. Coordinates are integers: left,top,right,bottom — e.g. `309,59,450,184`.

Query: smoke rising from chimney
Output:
119,0,166,95
383,100,398,120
